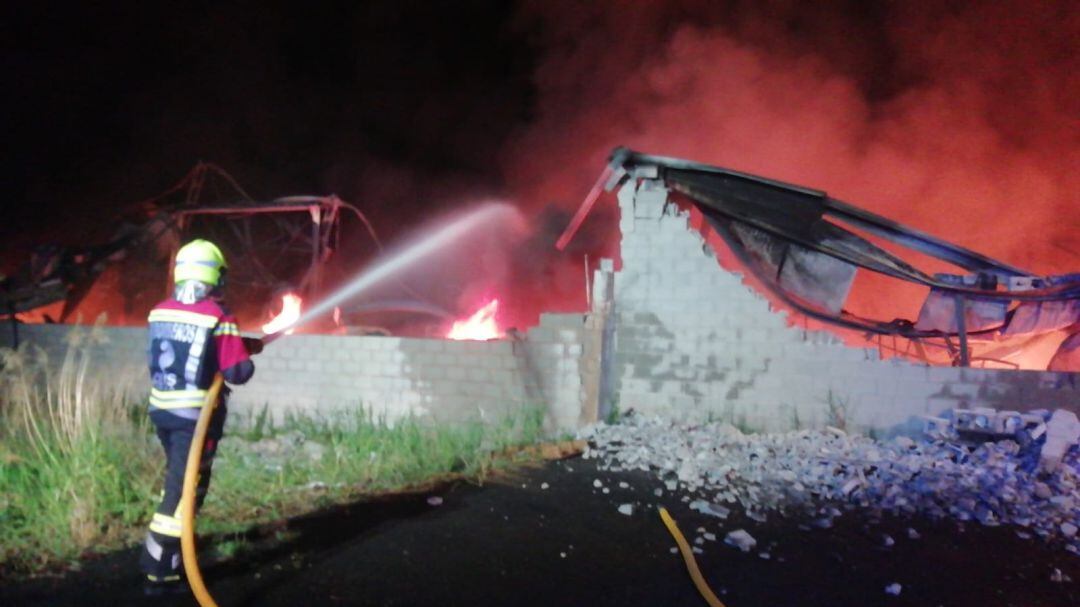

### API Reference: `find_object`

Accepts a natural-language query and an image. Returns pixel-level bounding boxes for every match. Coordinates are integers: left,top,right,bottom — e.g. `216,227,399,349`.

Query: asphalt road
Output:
3,457,1079,606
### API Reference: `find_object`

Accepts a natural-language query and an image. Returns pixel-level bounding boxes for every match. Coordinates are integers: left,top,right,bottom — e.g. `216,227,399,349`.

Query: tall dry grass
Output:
1,322,550,578
0,324,156,573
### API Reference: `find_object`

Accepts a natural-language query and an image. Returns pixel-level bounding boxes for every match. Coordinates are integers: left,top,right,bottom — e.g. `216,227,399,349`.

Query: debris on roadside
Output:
1050,568,1072,583
884,583,902,596
724,529,757,553
580,413,1080,554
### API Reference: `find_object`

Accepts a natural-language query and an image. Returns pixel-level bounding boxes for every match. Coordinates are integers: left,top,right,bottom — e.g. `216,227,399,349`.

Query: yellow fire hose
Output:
180,373,225,607
659,507,726,607
177,377,717,607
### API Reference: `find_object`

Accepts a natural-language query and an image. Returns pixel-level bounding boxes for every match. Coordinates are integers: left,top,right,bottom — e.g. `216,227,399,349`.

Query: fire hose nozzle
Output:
243,336,266,354
259,330,288,347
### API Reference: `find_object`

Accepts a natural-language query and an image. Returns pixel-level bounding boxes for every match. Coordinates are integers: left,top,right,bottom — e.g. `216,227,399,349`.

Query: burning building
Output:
2,149,1077,433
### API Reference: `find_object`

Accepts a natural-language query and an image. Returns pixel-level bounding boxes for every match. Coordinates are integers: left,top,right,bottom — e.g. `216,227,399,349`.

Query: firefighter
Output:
139,239,262,596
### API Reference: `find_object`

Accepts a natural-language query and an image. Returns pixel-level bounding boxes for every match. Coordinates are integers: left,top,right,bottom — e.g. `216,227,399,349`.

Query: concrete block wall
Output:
612,178,1079,433
1,313,593,431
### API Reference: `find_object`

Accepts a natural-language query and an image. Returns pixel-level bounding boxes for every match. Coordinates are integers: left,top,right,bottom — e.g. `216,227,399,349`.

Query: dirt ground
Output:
3,457,1078,607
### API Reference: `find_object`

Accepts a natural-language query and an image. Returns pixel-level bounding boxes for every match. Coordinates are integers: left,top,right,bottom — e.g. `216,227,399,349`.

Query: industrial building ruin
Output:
3,149,1078,435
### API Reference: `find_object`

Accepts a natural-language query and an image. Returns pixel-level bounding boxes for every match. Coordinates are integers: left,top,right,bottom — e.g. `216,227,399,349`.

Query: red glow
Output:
447,299,502,340
262,292,302,335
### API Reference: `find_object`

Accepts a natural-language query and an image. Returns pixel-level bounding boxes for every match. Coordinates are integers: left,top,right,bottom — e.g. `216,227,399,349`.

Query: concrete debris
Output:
593,479,603,488
703,532,717,542
426,496,443,506
884,583,902,596
541,482,550,490
906,527,920,540
619,481,630,489
882,534,895,547
689,499,731,519
1050,568,1072,583
692,547,704,555
580,415,1080,554
724,529,757,553
1041,410,1080,473
618,504,634,516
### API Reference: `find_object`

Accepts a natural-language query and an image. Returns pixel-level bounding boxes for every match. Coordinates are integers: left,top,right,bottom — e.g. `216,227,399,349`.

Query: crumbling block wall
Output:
1,313,592,431
612,178,1079,433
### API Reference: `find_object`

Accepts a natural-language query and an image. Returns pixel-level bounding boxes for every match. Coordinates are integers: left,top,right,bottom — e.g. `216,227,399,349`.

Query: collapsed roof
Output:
561,147,1080,371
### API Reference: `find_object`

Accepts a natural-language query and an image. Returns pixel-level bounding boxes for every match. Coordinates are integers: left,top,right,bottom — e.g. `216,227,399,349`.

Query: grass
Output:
0,332,547,578
201,405,546,535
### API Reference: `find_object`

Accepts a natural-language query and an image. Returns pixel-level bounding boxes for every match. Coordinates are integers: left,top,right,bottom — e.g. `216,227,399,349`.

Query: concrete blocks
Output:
608,179,1080,434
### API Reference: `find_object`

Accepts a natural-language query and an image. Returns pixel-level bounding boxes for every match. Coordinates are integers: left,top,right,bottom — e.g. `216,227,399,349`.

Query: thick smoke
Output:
499,0,1079,322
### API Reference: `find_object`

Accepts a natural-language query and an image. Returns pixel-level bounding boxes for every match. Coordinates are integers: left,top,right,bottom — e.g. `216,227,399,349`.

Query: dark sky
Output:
5,0,1076,280
4,1,535,245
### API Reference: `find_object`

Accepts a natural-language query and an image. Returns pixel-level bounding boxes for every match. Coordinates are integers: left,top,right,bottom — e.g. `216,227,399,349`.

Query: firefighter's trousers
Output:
139,403,227,583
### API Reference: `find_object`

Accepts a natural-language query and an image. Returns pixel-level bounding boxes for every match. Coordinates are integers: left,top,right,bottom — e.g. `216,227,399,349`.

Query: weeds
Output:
0,334,548,577
0,331,154,573
823,389,850,431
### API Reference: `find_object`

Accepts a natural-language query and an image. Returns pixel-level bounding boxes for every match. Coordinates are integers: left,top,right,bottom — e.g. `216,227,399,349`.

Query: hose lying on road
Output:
180,373,225,607
659,506,726,607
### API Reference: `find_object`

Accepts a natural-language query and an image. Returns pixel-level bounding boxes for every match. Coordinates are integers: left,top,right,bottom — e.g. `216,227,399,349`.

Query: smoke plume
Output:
500,0,1079,322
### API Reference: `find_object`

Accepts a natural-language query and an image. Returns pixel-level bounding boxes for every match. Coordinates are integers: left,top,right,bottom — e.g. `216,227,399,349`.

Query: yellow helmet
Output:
174,239,227,286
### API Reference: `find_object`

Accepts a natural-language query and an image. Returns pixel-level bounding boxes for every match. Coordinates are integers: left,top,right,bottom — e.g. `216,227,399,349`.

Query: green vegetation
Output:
822,389,850,431
0,335,546,577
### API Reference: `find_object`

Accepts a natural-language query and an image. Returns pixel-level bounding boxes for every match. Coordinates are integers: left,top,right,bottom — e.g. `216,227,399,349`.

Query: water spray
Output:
180,202,520,607
260,203,520,346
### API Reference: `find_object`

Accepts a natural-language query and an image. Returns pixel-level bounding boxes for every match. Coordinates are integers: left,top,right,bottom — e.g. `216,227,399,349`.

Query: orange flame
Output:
447,299,502,340
262,292,302,335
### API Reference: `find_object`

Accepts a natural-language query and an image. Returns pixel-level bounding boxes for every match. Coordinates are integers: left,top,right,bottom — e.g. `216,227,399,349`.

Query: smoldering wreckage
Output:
3,148,1079,592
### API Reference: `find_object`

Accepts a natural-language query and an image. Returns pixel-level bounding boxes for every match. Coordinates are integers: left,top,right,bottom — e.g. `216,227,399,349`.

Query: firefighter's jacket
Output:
147,298,254,419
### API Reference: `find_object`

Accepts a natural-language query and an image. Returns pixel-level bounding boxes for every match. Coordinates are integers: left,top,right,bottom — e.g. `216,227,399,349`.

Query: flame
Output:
262,292,302,335
447,299,502,340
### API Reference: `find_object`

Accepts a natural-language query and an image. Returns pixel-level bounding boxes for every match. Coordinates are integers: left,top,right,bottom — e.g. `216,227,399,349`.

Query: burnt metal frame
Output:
564,147,1079,367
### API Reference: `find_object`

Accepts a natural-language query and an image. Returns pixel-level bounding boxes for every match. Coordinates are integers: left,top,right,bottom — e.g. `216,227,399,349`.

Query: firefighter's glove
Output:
242,336,265,355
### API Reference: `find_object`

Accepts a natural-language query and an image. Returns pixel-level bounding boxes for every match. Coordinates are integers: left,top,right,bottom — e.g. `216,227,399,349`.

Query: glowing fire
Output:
262,292,302,335
447,299,502,340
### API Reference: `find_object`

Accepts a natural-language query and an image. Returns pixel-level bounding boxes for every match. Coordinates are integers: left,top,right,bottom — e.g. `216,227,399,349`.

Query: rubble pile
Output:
580,415,1080,555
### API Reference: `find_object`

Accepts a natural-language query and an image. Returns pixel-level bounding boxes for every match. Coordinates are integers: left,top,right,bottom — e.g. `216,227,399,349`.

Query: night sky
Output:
5,1,534,246
5,0,1077,324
